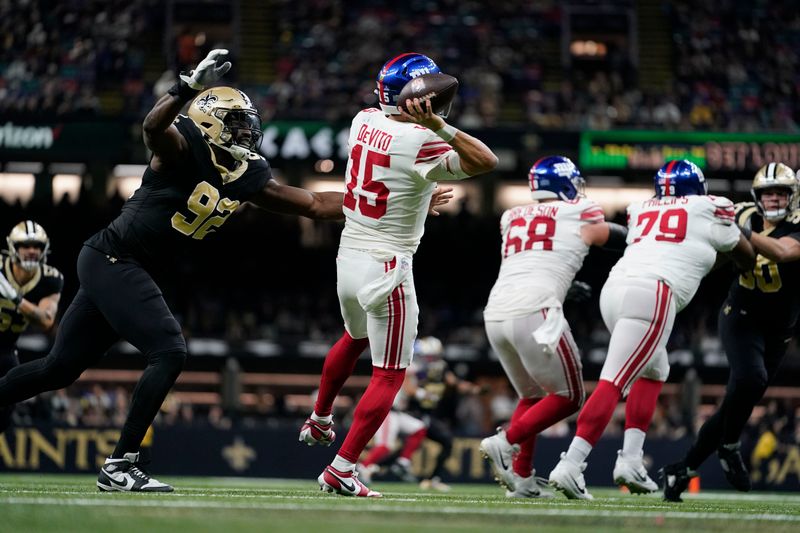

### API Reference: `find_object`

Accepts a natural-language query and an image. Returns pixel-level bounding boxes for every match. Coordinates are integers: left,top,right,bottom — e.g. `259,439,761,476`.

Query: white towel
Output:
532,305,567,356
356,254,413,313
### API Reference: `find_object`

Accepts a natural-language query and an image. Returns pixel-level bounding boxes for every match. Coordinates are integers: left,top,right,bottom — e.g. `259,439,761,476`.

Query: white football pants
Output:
485,310,584,404
599,277,676,394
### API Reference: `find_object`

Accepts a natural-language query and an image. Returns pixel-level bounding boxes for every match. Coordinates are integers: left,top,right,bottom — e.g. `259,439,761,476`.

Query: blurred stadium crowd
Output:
2,0,799,131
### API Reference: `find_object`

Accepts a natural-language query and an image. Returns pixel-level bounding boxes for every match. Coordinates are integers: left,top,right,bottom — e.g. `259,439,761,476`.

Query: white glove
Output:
180,49,232,90
0,271,21,307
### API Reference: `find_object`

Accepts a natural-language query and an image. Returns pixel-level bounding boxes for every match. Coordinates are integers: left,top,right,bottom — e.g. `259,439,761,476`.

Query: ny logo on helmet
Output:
553,162,577,177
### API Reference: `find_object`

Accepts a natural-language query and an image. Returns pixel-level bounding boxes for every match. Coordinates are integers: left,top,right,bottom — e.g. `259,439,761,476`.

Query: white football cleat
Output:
479,428,520,491
613,450,658,494
549,452,594,500
505,471,554,499
318,465,382,497
96,452,173,492
299,417,336,446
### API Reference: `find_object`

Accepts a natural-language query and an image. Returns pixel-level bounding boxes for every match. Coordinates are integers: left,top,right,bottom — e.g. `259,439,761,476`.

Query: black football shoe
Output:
97,452,173,492
718,443,752,492
660,461,692,502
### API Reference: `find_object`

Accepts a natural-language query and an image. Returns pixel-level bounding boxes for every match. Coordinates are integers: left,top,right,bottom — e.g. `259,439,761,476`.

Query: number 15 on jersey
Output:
343,144,390,220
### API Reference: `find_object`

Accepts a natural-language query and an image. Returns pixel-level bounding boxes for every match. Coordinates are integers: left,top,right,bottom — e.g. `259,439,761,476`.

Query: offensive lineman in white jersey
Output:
548,160,755,500
479,156,628,498
300,53,498,497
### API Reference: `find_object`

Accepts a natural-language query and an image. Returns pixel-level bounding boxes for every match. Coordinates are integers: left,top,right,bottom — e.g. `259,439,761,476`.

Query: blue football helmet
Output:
375,53,442,116
654,160,707,198
528,156,585,201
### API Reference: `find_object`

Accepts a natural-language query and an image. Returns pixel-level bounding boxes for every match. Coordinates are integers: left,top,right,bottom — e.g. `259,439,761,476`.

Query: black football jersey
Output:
727,203,800,327
85,115,272,270
0,255,64,349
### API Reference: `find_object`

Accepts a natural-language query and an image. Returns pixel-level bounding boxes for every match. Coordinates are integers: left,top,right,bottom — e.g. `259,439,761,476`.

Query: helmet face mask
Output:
528,156,584,201
654,160,707,198
188,87,262,160
7,221,49,272
751,162,797,223
375,53,442,116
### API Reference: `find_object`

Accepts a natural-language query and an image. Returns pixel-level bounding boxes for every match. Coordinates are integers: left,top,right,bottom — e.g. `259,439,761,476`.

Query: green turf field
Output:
0,474,798,533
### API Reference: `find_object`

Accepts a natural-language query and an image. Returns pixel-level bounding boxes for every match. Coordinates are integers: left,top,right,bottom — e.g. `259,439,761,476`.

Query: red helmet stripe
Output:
664,159,678,195
529,159,542,191
378,53,419,105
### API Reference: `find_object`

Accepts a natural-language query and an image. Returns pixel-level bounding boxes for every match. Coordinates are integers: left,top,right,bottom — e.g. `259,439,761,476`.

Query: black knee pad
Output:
148,350,187,378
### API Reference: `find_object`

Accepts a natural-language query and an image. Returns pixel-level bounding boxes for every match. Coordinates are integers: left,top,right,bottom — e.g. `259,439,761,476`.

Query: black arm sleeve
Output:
602,222,628,252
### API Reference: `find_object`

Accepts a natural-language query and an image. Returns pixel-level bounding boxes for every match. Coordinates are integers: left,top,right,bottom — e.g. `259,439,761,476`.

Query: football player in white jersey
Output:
548,160,755,500
300,53,498,497
479,156,628,498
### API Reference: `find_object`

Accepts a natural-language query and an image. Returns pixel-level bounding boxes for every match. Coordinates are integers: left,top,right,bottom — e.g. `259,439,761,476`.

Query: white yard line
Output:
1,497,799,522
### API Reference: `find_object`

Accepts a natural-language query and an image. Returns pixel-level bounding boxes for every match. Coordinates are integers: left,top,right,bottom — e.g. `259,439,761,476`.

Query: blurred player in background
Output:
480,156,628,498
300,52,498,498
356,389,428,485
0,49,344,492
548,160,755,500
357,336,480,492
663,162,800,501
0,221,63,432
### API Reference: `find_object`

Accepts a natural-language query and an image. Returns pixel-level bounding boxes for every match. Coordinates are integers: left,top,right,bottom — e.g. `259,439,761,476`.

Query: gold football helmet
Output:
751,162,798,222
7,220,50,272
187,87,262,161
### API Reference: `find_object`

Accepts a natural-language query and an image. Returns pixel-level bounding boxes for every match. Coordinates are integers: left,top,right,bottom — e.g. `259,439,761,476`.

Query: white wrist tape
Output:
434,124,458,142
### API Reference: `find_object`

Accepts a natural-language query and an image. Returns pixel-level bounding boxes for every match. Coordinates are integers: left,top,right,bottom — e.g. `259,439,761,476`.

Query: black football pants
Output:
0,347,19,432
683,300,790,470
0,245,186,458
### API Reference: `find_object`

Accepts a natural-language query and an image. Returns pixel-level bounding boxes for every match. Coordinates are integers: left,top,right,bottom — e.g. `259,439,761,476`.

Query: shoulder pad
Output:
784,209,800,225
707,195,734,209
734,203,759,227
41,264,63,279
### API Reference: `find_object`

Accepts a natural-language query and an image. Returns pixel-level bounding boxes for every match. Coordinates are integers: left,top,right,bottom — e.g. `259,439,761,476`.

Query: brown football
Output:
397,73,459,115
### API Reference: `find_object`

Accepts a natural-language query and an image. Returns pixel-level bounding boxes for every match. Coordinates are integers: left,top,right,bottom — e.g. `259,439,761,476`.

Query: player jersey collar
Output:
207,144,250,184
4,255,40,295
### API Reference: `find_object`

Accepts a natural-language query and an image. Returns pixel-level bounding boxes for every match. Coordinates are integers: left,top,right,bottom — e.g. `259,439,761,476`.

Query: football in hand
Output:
397,73,459,115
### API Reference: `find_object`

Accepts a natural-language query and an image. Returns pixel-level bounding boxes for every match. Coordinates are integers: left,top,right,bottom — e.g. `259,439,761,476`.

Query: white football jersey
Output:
609,194,741,310
339,109,469,256
483,197,605,321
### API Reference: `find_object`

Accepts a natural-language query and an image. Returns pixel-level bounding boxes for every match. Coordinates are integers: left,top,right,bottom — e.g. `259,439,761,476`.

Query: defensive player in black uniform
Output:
407,337,482,492
0,49,344,492
0,221,63,431
662,162,800,501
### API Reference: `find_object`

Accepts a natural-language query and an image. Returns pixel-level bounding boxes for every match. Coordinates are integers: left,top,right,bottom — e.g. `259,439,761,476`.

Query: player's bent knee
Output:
148,349,187,379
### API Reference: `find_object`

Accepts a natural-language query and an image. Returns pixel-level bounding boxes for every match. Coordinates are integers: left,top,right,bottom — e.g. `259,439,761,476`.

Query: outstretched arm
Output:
748,232,800,263
143,49,232,164
400,99,498,176
250,179,344,220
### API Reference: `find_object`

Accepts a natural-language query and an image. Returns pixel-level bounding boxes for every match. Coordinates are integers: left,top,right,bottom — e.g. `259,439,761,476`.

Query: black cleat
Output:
718,443,751,492
660,461,692,502
97,452,174,492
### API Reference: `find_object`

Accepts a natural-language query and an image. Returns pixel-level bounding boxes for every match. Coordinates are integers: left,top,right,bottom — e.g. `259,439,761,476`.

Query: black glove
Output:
565,281,592,303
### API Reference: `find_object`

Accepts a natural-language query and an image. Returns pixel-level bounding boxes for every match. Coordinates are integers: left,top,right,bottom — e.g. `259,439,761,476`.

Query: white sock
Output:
331,455,355,473
622,428,646,458
565,437,592,465
312,412,332,425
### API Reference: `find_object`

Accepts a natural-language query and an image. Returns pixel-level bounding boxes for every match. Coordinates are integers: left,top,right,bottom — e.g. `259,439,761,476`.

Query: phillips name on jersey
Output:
609,195,741,311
